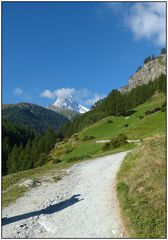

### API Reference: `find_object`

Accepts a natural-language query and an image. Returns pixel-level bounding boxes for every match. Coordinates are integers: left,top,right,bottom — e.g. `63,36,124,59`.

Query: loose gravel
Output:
2,151,129,238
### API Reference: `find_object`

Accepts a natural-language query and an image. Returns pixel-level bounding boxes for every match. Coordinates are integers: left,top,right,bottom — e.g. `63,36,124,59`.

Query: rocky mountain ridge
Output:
119,53,166,93
48,96,89,120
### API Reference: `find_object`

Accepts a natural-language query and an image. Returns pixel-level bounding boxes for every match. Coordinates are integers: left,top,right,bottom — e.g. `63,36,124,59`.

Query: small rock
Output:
19,179,34,188
32,216,39,220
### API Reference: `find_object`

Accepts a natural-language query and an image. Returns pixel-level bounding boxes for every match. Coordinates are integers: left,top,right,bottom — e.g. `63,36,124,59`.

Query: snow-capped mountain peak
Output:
52,96,89,114
78,104,90,114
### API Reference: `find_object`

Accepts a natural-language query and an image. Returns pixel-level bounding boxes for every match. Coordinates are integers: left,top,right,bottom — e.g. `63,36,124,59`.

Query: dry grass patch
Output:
117,135,166,238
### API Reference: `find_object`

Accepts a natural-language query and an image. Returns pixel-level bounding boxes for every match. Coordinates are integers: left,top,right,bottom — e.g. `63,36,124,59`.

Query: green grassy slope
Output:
2,92,166,208
51,93,165,162
117,135,166,238
79,92,165,140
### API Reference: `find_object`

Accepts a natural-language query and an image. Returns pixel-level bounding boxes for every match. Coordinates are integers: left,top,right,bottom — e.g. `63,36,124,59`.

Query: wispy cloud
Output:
125,3,166,46
105,2,166,47
54,88,75,101
40,89,55,99
13,87,32,100
13,87,23,96
40,88,105,107
85,93,105,106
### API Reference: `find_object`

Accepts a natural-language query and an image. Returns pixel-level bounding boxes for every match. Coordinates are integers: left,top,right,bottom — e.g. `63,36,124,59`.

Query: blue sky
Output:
2,2,166,108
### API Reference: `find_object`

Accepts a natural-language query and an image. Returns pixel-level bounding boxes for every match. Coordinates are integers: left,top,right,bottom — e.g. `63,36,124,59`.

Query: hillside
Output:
50,92,166,163
2,92,166,206
60,73,166,138
2,102,69,133
2,91,166,238
117,135,166,238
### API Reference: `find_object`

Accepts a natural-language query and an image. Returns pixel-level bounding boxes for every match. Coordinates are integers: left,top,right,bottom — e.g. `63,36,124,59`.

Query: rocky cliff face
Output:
119,54,166,93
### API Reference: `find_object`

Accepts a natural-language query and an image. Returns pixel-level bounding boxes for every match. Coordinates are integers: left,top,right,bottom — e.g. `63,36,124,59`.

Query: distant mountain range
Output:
48,96,89,120
2,103,69,133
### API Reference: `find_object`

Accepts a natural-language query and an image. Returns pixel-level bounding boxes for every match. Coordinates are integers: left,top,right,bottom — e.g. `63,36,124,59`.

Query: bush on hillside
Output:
67,154,91,162
51,158,62,164
82,135,95,141
145,107,161,116
102,134,128,151
107,119,113,124
161,47,166,54
65,146,76,154
139,115,144,120
102,142,111,151
161,102,166,112
72,133,79,140
144,56,152,64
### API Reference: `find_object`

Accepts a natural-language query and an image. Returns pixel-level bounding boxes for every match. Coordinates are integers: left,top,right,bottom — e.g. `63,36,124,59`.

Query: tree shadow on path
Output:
2,194,83,226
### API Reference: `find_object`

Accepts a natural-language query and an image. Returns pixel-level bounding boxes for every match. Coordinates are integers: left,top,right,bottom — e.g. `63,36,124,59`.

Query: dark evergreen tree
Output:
161,47,166,54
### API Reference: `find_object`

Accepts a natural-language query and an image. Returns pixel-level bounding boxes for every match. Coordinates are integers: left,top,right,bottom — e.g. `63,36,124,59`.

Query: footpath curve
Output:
2,151,129,238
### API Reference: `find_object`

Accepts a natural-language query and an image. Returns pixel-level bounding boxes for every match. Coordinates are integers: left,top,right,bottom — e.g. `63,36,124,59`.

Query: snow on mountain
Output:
52,96,89,114
78,104,90,114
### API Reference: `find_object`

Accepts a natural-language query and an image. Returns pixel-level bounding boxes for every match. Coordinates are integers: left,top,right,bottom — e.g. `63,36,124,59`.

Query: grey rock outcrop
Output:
119,54,166,93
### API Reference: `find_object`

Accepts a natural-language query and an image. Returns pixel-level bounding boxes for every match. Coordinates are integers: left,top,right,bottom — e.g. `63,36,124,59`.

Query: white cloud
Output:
40,89,55,99
40,87,105,107
54,88,75,100
13,87,23,96
107,2,166,47
85,93,105,106
125,2,166,46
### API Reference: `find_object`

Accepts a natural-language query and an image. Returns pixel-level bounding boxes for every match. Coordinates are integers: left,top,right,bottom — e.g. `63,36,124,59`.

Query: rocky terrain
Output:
48,96,89,120
119,54,166,93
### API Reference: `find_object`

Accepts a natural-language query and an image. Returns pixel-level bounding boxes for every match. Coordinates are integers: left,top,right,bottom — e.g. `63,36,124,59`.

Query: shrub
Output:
102,142,111,151
139,115,144,120
144,56,152,64
72,133,79,140
52,158,62,164
67,154,91,162
63,138,69,143
123,124,129,128
161,47,166,54
136,66,142,72
73,133,79,137
102,134,128,151
161,102,166,112
107,119,113,124
145,107,161,116
65,147,75,154
117,133,128,144
82,135,95,141
53,176,61,182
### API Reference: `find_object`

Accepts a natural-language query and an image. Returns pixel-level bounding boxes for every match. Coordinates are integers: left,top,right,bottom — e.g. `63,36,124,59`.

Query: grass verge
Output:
117,135,166,238
2,186,28,207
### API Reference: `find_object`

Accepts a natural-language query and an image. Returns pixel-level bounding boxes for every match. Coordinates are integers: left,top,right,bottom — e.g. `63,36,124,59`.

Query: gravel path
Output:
2,151,129,238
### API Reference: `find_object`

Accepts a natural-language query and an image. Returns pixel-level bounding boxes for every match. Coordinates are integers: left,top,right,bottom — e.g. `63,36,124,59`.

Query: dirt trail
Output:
2,151,129,238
